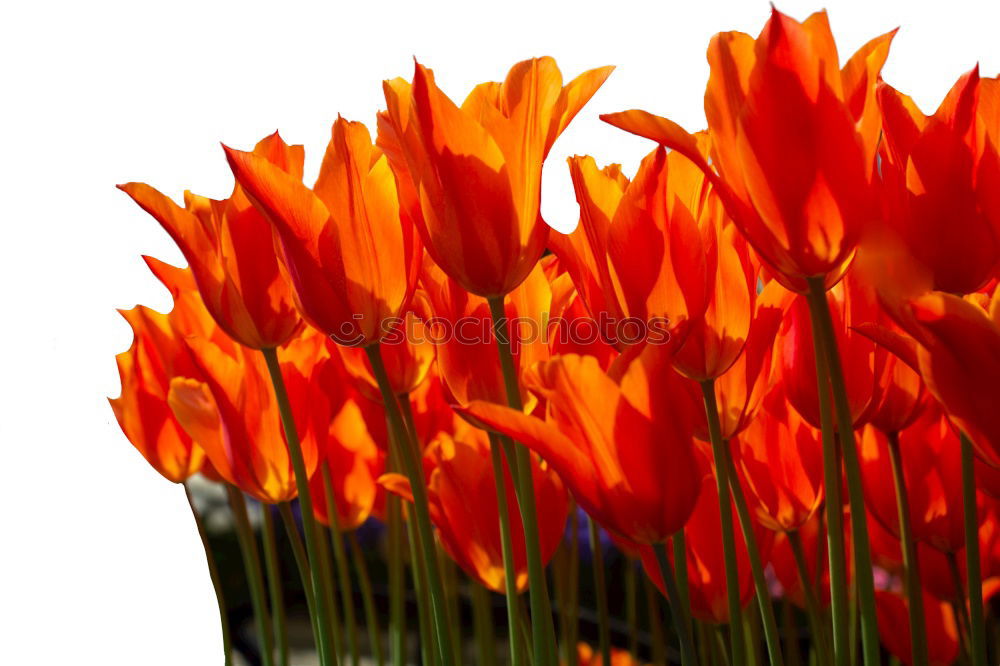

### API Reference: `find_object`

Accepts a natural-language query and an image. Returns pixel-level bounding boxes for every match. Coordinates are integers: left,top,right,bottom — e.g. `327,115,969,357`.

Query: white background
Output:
1,0,997,662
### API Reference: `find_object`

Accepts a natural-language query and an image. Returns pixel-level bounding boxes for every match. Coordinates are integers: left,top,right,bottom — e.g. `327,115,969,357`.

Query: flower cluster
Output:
110,7,1000,666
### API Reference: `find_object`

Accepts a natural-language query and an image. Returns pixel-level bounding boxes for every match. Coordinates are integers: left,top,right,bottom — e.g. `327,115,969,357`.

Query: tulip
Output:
576,642,648,666
118,132,303,350
638,450,771,624
381,426,568,594
778,272,886,431
732,382,825,533
421,255,551,408
461,347,701,545
380,57,613,298
601,8,894,292
874,590,959,666
225,117,421,347
110,260,211,482
769,514,831,610
167,330,323,504
878,68,1000,294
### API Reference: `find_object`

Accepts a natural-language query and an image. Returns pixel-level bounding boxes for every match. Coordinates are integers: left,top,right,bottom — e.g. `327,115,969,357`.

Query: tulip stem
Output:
626,555,639,659
787,529,831,666
588,517,612,665
262,347,338,666
802,281,855,666
671,531,691,622
365,344,456,666
946,551,973,657
348,531,385,666
567,506,581,662
260,503,290,666
489,431,525,666
386,487,406,666
277,503,325,649
488,294,559,666
472,580,498,666
644,572,668,666
699,380,747,666
183,482,233,666
805,278,882,666
225,484,275,666
652,541,697,666
885,431,930,666
321,464,361,666
722,442,785,666
960,432,987,666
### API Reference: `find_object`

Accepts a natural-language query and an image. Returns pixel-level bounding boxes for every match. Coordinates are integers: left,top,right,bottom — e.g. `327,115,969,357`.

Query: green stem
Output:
700,380,746,666
472,581,499,666
588,517,612,665
652,541,697,666
365,344,455,666
644,574,667,666
261,347,337,666
261,504,290,666
672,531,691,625
348,531,385,666
321,464,360,666
277,503,318,625
225,484,275,666
947,551,973,661
487,294,559,666
960,432,988,666
386,444,407,666
722,442,785,666
802,281,855,666
885,431,930,666
183,482,233,666
805,278,880,666
626,556,639,659
407,504,437,666
489,431,524,666
567,507,581,661
787,529,831,666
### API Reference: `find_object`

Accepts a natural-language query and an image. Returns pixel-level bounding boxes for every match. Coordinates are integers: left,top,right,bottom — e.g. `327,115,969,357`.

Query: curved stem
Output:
225,484,275,666
947,551,973,658
489,431,524,666
365,345,455,665
722,442,785,666
183,482,233,666
588,518,612,666
960,432,987,666
700,380,746,666
787,529,831,666
348,531,385,666
261,347,337,666
885,431,929,666
652,541,697,666
487,294,559,666
260,504,289,666
802,281,856,666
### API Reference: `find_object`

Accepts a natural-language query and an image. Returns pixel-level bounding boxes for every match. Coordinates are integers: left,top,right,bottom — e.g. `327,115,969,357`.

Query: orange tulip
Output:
554,143,754,361
878,68,1000,294
691,280,786,441
731,382,825,533
545,263,618,368
460,346,701,545
602,8,894,291
380,57,613,298
778,272,886,430
302,336,387,529
908,290,1000,466
874,589,959,666
380,426,568,593
337,294,436,399
860,409,967,553
167,330,324,503
638,450,771,623
917,498,1000,603
857,322,928,435
118,132,303,349
225,117,421,347
421,255,551,408
109,259,215,482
